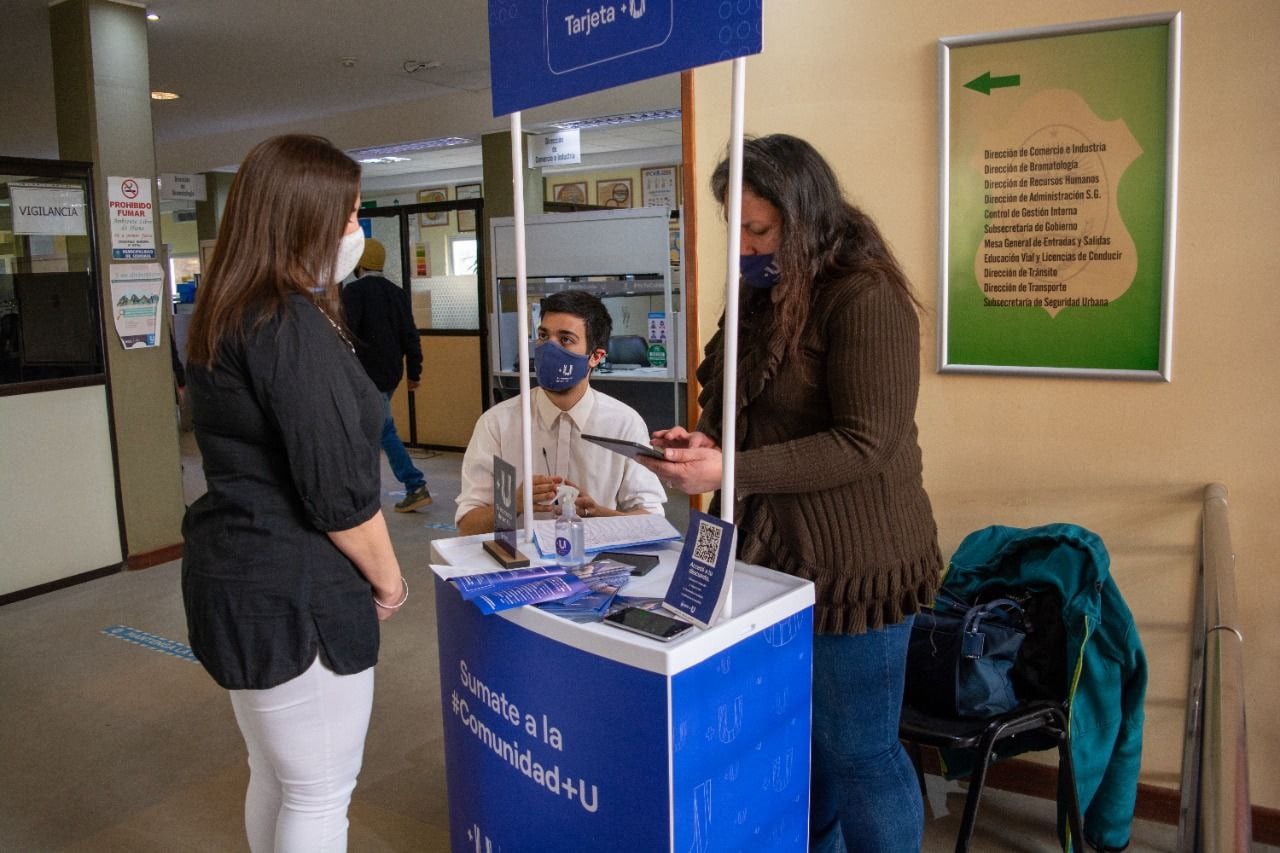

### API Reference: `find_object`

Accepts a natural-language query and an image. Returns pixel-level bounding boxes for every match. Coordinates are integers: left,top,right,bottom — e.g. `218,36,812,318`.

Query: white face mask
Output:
333,229,365,284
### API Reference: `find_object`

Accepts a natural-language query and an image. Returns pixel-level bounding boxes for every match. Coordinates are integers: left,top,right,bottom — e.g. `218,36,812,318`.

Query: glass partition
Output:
0,157,104,392
494,274,670,373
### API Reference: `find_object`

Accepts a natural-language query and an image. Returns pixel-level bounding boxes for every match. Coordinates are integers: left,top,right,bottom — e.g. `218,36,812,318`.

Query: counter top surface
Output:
430,533,814,675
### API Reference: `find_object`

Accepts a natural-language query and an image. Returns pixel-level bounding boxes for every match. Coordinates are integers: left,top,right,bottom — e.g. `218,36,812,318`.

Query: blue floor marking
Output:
102,625,199,663
425,522,458,532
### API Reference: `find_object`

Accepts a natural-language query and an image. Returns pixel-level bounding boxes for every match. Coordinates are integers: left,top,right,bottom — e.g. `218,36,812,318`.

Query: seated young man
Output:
456,290,666,535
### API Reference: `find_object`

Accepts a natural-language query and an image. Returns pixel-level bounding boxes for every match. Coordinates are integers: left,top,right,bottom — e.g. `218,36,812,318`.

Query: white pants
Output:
229,656,375,853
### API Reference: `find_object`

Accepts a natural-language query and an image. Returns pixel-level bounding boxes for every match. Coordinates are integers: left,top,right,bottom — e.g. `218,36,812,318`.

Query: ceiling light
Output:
348,137,474,159
146,11,159,21
151,91,181,100
403,60,443,74
358,156,412,165
550,109,681,131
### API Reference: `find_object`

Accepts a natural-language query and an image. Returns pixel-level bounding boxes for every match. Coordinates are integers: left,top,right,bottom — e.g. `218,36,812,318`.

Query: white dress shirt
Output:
455,386,666,523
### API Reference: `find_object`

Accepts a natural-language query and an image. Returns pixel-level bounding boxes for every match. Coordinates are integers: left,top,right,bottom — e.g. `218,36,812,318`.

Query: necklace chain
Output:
314,304,354,352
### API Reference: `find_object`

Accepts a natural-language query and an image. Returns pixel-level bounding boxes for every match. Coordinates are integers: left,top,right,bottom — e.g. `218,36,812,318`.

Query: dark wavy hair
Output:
539,290,613,354
187,134,360,366
711,134,917,358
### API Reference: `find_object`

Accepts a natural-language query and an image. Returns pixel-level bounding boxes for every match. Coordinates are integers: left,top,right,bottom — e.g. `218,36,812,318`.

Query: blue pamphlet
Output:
450,566,566,601
662,511,735,629
472,575,590,615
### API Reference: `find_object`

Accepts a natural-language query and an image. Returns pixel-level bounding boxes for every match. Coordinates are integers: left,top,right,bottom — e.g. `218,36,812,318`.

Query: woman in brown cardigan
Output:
644,134,942,852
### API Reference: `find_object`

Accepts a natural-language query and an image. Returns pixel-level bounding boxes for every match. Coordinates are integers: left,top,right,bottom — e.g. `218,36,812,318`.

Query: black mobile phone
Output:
603,607,694,642
597,551,661,576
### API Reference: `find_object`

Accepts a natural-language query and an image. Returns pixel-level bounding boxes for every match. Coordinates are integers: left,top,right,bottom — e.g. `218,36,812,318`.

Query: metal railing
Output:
1177,483,1251,852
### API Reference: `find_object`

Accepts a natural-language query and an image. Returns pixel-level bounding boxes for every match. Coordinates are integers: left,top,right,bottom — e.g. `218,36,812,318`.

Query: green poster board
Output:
939,14,1180,379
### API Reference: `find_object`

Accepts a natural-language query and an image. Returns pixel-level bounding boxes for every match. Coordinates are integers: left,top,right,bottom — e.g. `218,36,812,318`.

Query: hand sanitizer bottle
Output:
554,484,585,570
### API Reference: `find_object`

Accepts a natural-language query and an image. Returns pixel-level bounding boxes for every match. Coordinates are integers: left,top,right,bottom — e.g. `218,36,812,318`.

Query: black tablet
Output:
597,551,661,576
581,433,665,461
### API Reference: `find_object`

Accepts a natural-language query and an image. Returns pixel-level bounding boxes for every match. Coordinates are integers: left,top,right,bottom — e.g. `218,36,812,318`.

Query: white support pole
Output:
719,56,747,618
511,111,535,544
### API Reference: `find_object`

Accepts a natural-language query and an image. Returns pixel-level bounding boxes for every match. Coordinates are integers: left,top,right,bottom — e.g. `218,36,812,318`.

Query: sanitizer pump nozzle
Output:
554,484,584,569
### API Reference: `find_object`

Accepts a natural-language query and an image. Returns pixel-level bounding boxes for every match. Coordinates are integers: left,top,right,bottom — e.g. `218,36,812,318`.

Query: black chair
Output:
606,334,649,367
899,699,1086,852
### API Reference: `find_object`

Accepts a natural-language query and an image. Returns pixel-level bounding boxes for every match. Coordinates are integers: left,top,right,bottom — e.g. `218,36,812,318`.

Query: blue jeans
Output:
381,392,425,492
810,617,922,853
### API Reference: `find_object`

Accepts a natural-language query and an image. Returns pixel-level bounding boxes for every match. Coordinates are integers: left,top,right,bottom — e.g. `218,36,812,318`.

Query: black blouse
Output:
181,294,384,690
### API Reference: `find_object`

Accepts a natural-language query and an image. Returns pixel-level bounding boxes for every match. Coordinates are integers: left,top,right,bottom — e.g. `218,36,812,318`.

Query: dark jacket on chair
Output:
941,523,1147,851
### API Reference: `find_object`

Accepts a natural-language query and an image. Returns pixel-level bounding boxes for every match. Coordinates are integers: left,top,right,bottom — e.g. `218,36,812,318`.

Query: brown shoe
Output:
395,486,432,512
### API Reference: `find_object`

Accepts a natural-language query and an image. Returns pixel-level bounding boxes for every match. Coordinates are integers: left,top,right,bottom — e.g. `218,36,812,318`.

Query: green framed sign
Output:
938,14,1181,380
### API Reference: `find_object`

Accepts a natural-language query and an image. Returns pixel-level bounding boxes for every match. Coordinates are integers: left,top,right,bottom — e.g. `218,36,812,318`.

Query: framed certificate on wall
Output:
596,178,633,209
641,166,678,209
417,187,449,227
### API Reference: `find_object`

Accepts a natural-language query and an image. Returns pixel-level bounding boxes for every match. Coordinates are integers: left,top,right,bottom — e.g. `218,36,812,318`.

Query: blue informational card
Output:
487,0,762,116
662,510,735,629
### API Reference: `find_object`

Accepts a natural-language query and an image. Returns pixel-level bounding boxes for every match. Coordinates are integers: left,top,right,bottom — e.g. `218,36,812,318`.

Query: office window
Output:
0,159,105,390
449,235,478,277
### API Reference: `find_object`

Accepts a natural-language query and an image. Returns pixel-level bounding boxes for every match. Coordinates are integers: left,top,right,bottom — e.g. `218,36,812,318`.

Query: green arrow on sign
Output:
964,71,1021,95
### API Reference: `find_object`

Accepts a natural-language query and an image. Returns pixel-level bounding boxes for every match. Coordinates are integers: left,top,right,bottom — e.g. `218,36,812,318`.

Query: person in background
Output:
455,289,665,534
341,237,432,512
641,134,942,853
169,328,186,403
182,134,406,853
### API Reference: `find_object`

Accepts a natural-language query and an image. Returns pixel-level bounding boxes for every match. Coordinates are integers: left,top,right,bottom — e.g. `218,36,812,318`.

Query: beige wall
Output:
691,1,1280,806
158,211,199,256
0,386,121,595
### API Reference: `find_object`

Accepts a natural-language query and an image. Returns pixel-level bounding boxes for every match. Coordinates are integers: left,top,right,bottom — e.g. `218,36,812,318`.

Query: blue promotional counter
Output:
430,535,815,852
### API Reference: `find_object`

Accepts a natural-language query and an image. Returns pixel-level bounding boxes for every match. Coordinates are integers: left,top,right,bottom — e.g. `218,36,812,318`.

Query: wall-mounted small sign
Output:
158,172,207,202
528,129,581,168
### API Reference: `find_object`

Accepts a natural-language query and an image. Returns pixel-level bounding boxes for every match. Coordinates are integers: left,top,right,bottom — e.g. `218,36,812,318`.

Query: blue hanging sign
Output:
487,0,763,116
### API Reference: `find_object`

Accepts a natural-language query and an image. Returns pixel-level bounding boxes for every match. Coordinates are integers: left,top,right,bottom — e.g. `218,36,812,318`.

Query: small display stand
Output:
430,535,814,852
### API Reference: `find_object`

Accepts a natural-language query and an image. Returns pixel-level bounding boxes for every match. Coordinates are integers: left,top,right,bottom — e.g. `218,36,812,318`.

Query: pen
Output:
542,448,556,506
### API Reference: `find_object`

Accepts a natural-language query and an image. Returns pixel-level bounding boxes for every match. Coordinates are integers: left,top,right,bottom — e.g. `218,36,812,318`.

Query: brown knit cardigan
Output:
697,273,942,634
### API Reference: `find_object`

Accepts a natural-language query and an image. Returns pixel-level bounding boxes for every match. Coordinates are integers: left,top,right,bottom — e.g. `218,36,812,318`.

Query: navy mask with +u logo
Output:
535,340,592,391
740,253,781,289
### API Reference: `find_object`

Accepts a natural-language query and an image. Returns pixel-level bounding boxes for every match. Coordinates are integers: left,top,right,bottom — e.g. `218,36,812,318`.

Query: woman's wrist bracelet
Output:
374,576,409,610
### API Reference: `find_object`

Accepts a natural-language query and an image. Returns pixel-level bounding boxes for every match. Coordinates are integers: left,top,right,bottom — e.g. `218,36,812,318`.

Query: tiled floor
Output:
1,433,1260,851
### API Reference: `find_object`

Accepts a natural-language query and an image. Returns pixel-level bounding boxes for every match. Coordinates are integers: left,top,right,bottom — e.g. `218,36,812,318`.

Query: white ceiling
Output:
1,0,682,197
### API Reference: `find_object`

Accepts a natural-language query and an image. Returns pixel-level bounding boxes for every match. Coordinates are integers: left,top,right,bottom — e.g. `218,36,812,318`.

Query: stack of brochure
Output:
448,560,634,619
449,566,582,615
536,559,634,622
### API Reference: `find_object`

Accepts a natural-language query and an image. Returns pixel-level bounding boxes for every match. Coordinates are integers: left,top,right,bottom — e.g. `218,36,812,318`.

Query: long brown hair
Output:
187,134,360,367
711,134,917,359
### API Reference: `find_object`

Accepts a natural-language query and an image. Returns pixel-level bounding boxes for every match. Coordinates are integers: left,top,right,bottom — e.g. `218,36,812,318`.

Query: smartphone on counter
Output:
603,607,694,642
596,551,660,576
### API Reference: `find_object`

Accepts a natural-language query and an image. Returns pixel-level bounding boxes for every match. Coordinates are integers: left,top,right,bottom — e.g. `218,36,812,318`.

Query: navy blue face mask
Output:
740,253,781,289
535,340,593,391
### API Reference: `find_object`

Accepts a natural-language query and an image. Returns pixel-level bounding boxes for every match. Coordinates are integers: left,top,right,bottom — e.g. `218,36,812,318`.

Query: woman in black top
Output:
182,134,405,852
